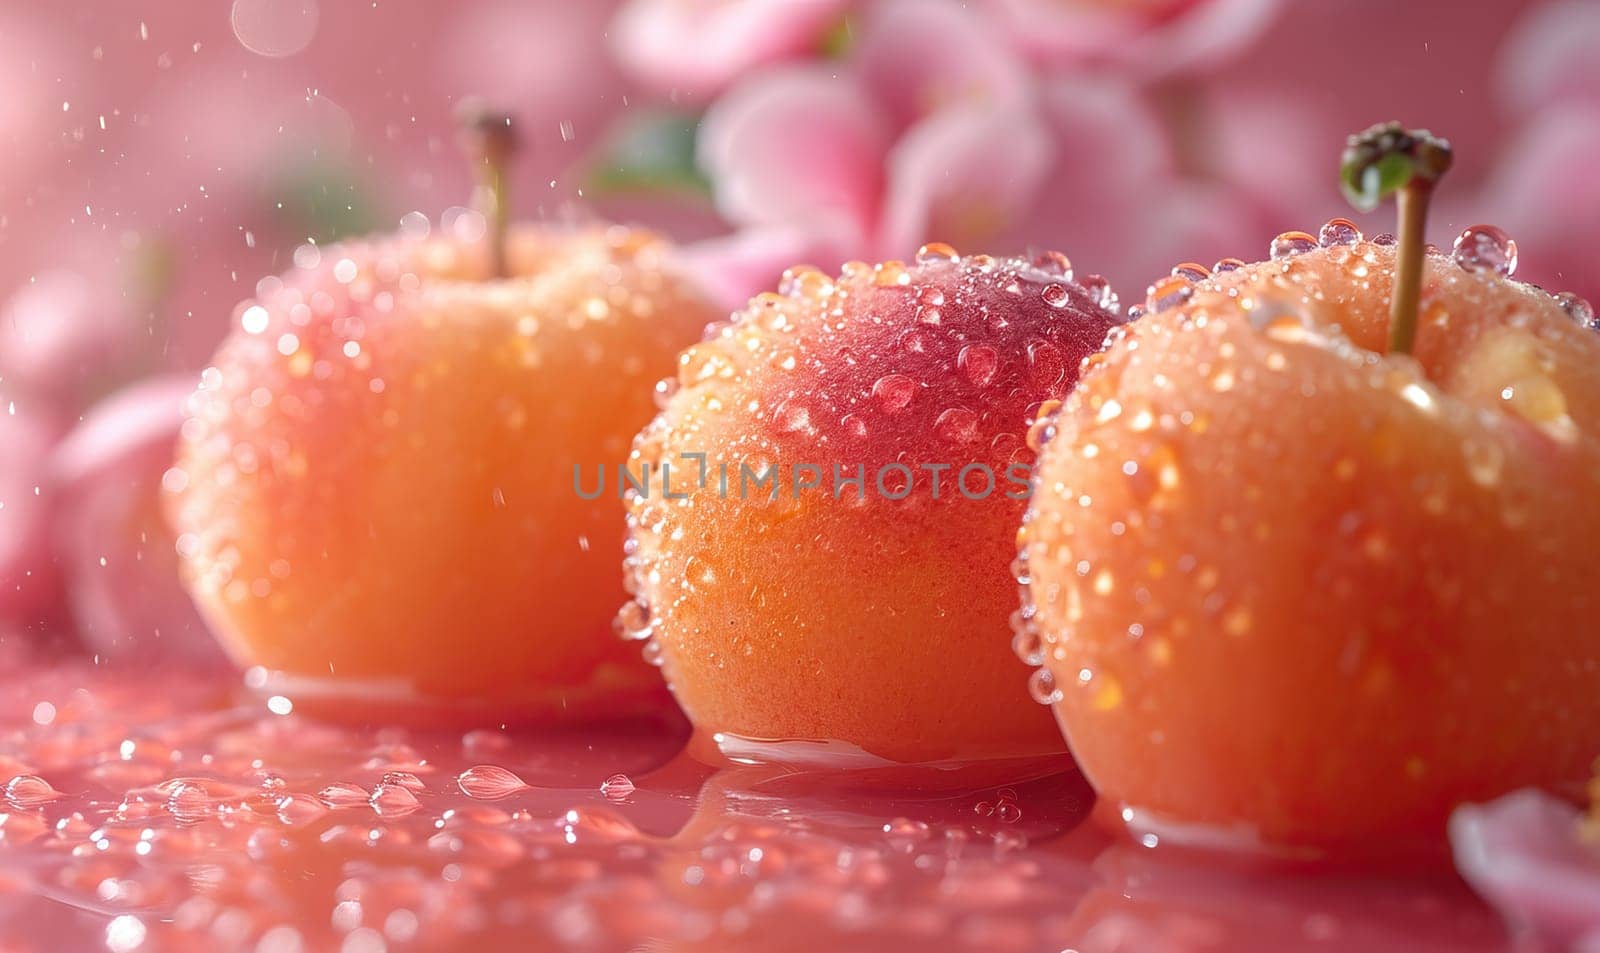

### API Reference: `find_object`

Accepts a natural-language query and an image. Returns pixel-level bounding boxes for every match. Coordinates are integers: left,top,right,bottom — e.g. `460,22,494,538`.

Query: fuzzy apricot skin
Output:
625,254,1124,770
169,226,720,720
1023,242,1600,851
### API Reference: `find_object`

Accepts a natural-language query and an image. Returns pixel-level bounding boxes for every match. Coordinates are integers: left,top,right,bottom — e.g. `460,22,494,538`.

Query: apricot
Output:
168,222,721,720
1020,226,1600,851
623,247,1124,771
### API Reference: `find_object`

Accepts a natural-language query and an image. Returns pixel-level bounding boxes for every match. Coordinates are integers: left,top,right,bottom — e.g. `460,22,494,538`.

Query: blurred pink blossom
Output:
48,376,219,664
0,270,145,412
1450,789,1600,948
982,0,1280,80
611,0,851,100
1497,0,1600,113
687,0,1267,309
0,406,63,622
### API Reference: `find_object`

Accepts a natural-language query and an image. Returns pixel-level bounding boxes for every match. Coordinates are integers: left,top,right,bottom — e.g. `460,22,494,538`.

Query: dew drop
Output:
1028,667,1063,705
957,344,999,388
599,774,635,801
1078,275,1119,313
1372,233,1397,246
317,781,370,808
871,374,916,413
840,413,869,439
1452,225,1518,277
772,400,812,434
935,407,980,444
1211,257,1246,274
1269,231,1318,259
1041,283,1071,308
457,765,530,800
1145,275,1193,313
1027,341,1065,387
4,774,61,810
1170,262,1210,282
1011,625,1044,667
1555,292,1596,329
1318,218,1363,247
1031,250,1073,280
614,600,653,642
915,242,959,264
370,782,420,816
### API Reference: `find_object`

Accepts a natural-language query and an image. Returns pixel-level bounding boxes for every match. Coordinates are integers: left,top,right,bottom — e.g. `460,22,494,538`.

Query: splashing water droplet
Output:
457,765,530,800
4,774,61,810
599,774,635,800
1555,291,1596,329
1028,667,1063,705
915,242,959,264
871,374,916,413
1452,225,1518,277
1269,231,1318,260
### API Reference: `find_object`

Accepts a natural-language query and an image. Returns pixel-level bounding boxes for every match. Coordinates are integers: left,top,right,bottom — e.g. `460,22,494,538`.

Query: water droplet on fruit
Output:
1041,284,1071,308
614,600,653,641
935,407,980,444
1011,623,1044,667
1269,231,1317,259
915,242,959,264
1318,218,1363,247
958,345,999,387
1031,250,1073,280
317,781,369,808
1212,258,1245,274
599,774,635,801
841,413,869,438
1372,233,1396,246
772,400,813,434
4,775,61,810
1027,668,1062,705
1145,276,1193,313
1078,275,1119,312
1452,225,1518,277
457,766,529,800
1027,341,1065,387
1170,262,1210,282
871,374,916,413
1555,291,1596,329
370,782,420,816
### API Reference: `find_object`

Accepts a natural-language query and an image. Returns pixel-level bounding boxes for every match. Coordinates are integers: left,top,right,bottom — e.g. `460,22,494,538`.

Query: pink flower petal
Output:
698,66,888,248
0,270,142,413
983,0,1280,79
49,376,220,664
1498,0,1600,113
853,0,1032,131
1451,789,1600,946
877,104,1053,260
676,226,842,312
611,0,851,100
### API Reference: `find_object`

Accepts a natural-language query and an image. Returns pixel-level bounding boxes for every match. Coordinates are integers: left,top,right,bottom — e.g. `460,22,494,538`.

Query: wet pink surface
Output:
0,645,1513,952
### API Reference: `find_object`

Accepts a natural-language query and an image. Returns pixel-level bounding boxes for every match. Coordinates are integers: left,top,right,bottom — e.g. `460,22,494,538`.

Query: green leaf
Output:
586,111,710,197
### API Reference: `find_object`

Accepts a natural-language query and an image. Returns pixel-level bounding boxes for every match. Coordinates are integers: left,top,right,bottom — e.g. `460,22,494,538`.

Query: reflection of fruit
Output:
168,221,720,719
50,376,218,663
624,246,1124,770
0,407,62,623
1022,129,1600,850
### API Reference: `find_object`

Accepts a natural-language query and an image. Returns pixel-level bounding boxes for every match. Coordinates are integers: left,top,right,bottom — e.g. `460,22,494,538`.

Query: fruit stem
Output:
1339,123,1453,355
458,103,517,279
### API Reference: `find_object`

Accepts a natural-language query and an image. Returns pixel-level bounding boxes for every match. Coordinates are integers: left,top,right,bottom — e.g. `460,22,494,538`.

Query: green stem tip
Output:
457,100,518,279
1340,122,1454,355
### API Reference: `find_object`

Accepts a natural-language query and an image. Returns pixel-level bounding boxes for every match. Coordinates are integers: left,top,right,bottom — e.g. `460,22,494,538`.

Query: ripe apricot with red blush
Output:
622,247,1124,773
1020,232,1600,852
169,224,720,721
